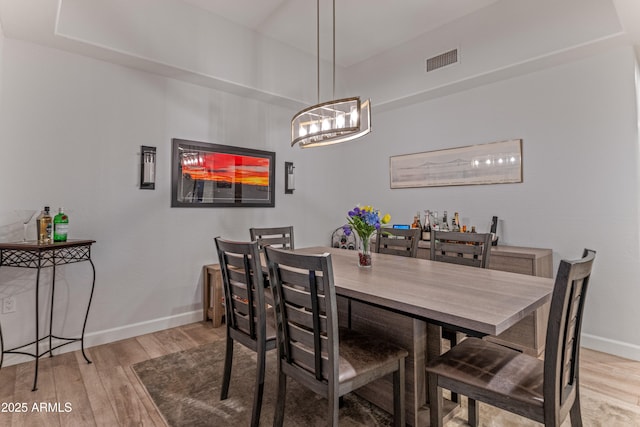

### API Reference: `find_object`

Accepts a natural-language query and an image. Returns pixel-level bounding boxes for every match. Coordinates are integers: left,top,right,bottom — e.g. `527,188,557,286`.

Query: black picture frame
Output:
171,138,276,208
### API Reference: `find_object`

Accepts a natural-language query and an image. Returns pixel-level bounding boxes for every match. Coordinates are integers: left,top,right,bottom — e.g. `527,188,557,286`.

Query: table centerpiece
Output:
343,205,390,267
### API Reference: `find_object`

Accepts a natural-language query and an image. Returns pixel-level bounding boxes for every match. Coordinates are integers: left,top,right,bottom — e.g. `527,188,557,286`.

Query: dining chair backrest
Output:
430,230,491,268
265,246,338,385
214,237,268,344
543,248,595,422
250,226,295,250
375,227,420,258
214,237,276,427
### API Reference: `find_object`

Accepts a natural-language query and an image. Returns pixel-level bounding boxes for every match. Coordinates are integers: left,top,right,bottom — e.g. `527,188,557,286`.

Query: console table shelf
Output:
0,239,96,391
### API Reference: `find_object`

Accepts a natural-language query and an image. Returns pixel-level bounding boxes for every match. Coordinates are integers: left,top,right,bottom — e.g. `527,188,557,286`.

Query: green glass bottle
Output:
53,207,69,242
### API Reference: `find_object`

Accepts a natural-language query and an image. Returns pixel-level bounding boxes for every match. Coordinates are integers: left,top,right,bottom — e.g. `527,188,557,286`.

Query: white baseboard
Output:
581,333,640,361
2,310,202,367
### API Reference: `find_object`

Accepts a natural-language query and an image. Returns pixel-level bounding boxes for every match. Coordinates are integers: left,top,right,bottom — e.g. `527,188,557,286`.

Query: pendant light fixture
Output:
291,0,371,148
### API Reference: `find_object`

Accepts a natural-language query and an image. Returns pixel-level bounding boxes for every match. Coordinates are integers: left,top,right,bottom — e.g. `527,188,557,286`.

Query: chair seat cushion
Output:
426,337,544,408
337,327,408,383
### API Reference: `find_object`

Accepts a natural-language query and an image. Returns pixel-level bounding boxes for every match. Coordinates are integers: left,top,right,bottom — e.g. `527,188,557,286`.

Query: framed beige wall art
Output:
389,139,523,189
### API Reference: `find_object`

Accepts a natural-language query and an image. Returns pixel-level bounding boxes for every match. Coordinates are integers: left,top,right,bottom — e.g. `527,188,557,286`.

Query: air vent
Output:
426,48,458,72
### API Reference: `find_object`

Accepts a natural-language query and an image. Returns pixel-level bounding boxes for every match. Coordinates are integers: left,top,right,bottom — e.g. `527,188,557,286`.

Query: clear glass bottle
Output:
453,212,461,232
36,206,52,244
432,211,439,231
422,210,431,240
53,207,69,242
441,211,449,232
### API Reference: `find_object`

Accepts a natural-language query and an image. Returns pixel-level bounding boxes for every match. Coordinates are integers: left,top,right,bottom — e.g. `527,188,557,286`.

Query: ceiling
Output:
176,0,501,67
0,0,638,109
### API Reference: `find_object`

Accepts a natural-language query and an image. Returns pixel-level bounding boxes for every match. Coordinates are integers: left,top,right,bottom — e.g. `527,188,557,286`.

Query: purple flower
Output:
345,204,390,243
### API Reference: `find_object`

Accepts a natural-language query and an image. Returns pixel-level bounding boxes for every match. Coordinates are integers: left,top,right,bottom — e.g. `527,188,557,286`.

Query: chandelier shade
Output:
291,97,371,148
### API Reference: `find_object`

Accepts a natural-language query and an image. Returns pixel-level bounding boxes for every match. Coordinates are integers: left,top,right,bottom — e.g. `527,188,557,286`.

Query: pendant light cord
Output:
317,0,337,102
317,0,320,103
333,0,336,99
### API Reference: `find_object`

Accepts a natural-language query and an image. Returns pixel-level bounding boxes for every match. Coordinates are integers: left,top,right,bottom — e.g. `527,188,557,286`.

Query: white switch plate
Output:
2,296,16,314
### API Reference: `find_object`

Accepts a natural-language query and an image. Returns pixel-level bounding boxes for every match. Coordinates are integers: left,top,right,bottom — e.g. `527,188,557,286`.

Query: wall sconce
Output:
140,145,156,190
285,161,295,194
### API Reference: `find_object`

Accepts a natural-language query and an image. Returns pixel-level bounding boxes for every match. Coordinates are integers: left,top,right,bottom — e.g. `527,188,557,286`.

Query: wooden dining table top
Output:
292,246,555,337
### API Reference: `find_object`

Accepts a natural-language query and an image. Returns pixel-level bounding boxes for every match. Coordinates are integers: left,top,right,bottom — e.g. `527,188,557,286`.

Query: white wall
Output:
338,46,640,359
1,38,639,363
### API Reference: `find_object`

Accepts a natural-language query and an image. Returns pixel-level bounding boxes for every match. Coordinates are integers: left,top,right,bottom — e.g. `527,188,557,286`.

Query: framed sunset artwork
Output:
171,139,275,207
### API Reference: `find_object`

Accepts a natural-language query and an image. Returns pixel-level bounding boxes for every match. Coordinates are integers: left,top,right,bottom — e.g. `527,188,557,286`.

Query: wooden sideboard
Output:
417,241,553,355
203,264,224,328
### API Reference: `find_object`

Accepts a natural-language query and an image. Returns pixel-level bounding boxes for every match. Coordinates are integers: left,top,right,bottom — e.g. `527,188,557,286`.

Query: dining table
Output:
290,246,555,427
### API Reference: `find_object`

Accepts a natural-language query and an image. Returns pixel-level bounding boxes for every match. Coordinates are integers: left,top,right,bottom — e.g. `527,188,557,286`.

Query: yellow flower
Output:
381,213,391,224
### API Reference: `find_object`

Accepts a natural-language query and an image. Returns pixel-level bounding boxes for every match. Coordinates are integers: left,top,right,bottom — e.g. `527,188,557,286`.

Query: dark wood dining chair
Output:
428,229,493,403
426,249,596,427
264,246,408,427
429,230,492,268
375,227,420,257
249,226,294,250
214,237,276,427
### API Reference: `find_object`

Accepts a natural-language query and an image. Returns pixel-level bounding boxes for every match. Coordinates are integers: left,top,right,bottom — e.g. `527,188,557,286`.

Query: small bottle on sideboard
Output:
441,211,449,232
453,212,461,232
36,206,52,244
490,215,499,246
53,207,69,242
422,210,431,240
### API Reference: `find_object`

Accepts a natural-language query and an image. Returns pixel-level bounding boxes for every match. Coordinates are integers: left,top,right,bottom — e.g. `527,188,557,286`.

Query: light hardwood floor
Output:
0,321,639,426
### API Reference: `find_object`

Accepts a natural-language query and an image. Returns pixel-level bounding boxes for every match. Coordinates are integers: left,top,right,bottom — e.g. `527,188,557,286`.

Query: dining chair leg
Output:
428,372,443,427
273,370,287,427
569,391,583,427
449,333,459,404
220,335,233,400
328,391,339,427
250,345,266,427
468,398,479,427
393,359,406,427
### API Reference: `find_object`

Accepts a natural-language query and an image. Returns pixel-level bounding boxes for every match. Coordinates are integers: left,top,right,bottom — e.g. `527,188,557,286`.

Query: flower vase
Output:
357,235,372,268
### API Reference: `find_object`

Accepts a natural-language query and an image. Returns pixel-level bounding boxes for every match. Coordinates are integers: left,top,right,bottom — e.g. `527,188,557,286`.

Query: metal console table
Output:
0,239,96,391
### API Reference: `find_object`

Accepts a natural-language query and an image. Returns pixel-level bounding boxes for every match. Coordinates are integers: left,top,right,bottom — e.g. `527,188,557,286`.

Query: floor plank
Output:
74,349,120,427
580,347,640,406
52,352,96,427
11,356,58,426
0,364,16,427
88,341,159,426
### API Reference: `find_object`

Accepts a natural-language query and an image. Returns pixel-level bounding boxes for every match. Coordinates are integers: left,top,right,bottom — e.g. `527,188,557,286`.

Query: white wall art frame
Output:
389,139,523,188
